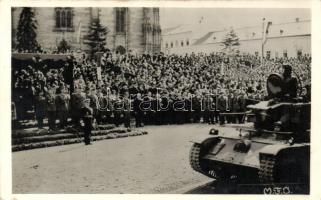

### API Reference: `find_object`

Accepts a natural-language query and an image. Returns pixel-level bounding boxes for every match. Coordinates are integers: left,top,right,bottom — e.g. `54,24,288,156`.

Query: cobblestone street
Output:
12,124,231,194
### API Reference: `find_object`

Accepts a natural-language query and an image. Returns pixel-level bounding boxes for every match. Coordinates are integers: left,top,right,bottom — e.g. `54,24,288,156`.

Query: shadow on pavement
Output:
184,180,238,194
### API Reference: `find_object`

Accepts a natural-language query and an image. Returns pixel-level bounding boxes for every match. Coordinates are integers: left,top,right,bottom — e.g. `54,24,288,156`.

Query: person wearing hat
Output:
282,64,298,100
81,98,93,145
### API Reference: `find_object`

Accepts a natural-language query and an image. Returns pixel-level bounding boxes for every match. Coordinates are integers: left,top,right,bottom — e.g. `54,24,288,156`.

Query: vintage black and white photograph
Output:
10,7,311,194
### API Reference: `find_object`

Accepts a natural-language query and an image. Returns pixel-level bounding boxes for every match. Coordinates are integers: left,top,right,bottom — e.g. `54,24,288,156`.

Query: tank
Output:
189,73,310,188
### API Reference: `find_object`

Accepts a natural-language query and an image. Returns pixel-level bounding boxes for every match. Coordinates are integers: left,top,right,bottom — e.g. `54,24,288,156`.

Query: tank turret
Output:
189,73,310,193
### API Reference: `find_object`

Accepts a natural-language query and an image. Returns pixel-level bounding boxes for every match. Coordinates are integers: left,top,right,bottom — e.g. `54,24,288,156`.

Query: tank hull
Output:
190,135,310,184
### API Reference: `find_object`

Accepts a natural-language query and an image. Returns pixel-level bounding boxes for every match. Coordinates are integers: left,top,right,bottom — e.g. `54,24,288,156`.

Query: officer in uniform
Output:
81,99,93,145
71,86,86,128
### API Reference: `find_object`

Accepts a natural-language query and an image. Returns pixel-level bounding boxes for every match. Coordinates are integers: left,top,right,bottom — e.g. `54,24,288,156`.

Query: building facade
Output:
162,19,310,58
12,7,162,54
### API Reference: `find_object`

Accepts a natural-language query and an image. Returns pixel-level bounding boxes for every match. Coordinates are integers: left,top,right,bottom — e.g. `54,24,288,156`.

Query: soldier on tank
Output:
282,64,298,100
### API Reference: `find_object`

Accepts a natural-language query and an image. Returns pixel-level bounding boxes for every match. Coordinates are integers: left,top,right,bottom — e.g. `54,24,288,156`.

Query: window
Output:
255,51,259,57
55,8,73,31
181,41,184,47
280,29,284,35
170,42,173,48
283,50,288,58
186,39,189,46
116,8,126,33
275,51,279,58
165,43,168,48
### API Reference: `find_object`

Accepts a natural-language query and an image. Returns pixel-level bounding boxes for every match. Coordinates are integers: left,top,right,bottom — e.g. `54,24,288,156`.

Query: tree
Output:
85,17,108,56
16,8,40,52
221,28,240,54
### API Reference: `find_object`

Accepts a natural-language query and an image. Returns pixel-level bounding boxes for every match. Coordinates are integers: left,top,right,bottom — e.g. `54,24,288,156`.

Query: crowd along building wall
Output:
162,19,311,58
12,7,162,55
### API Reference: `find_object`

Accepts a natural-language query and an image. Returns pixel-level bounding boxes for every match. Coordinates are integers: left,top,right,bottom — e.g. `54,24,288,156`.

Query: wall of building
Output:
163,34,311,58
161,20,311,58
12,7,162,55
128,8,145,55
162,31,193,54
164,35,311,58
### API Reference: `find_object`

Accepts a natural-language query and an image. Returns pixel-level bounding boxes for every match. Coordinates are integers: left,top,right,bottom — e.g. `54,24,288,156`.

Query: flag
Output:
220,62,225,75
97,67,102,80
77,21,82,43
263,21,272,45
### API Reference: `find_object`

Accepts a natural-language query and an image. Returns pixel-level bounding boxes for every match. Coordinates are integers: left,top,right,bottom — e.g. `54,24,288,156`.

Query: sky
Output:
160,8,310,31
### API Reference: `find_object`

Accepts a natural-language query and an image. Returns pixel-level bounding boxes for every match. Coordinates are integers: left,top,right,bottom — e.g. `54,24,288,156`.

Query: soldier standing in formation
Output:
45,87,57,132
81,99,93,145
55,86,70,129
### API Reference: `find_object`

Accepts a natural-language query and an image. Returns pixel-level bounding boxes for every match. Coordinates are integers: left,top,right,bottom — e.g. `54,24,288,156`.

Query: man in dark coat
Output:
71,87,86,128
123,91,132,128
133,93,144,127
34,90,46,129
81,99,93,145
282,64,298,100
217,92,227,125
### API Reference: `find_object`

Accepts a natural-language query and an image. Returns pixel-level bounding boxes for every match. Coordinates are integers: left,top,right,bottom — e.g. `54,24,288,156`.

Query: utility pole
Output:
261,17,265,67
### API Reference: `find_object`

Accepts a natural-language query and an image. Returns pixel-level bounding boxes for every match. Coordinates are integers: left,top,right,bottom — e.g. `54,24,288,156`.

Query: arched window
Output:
116,8,126,33
61,10,66,27
67,10,72,28
55,8,73,31
56,10,61,28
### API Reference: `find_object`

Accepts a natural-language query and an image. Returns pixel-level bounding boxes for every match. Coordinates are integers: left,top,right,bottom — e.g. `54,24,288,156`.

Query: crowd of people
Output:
12,50,311,131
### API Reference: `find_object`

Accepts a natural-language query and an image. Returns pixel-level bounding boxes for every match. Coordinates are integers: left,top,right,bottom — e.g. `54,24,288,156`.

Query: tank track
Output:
258,153,276,183
189,143,218,179
189,143,205,174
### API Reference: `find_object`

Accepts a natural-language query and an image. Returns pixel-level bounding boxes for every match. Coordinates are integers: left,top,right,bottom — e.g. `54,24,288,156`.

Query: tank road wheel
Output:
189,143,225,179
